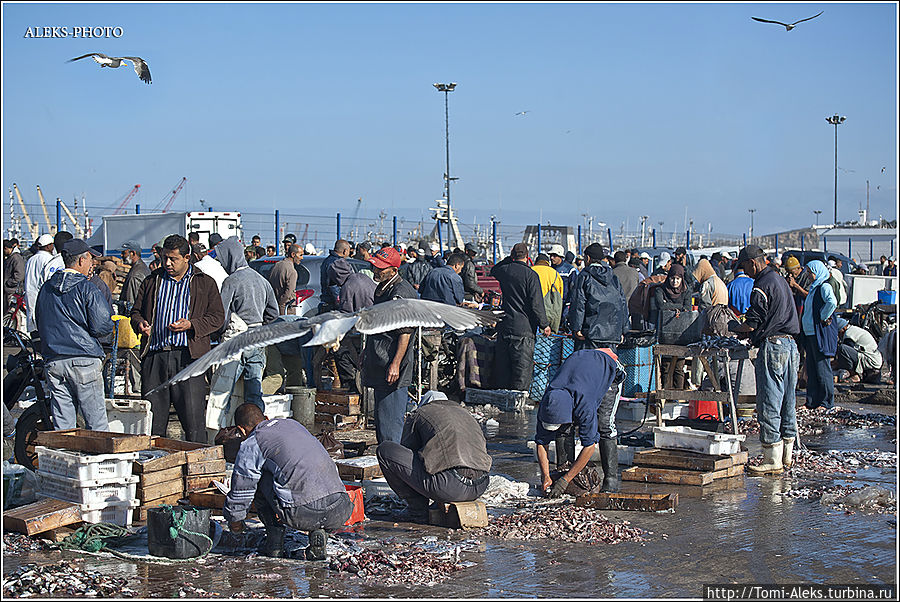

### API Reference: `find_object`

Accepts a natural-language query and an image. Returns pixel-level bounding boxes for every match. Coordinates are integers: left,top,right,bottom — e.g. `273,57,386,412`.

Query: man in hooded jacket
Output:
209,236,279,413
328,258,376,392
568,244,629,351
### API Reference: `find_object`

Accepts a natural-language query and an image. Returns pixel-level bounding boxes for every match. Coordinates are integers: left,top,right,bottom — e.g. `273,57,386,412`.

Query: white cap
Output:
37,234,54,246
430,242,440,251
399,242,407,250
659,251,672,263
304,243,316,255
721,252,732,260
548,244,565,257
640,252,651,260
828,259,836,267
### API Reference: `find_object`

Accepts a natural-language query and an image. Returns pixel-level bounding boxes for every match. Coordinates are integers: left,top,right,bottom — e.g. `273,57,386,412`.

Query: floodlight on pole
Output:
825,114,846,225
434,82,457,248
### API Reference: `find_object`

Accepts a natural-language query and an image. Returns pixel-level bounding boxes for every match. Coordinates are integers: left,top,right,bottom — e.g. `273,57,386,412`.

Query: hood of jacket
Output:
328,258,354,287
46,269,88,295
538,388,574,425
216,236,248,274
584,262,613,286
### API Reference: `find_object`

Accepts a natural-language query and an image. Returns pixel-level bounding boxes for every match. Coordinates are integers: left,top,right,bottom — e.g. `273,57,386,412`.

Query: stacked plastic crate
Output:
529,333,575,400
34,446,139,526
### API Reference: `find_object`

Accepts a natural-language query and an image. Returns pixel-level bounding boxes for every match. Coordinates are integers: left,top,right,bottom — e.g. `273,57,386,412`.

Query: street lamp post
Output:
813,210,822,227
825,114,846,225
748,209,756,244
434,82,457,248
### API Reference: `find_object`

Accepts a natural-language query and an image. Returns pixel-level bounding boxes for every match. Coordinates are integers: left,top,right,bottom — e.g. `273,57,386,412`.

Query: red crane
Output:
112,184,141,215
159,177,187,213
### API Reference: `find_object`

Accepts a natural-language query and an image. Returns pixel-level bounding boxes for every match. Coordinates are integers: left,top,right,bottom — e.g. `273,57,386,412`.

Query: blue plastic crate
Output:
878,290,897,305
531,333,575,400
619,345,654,397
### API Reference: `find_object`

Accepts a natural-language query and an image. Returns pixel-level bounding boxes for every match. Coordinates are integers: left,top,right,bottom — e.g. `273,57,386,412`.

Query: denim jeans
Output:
209,347,267,412
372,387,411,444
755,336,799,444
45,357,108,431
804,335,834,410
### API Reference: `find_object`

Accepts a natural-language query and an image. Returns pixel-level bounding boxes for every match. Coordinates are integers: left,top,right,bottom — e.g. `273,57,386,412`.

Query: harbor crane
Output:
112,185,141,215
35,186,55,234
56,197,84,238
12,184,38,241
159,177,187,213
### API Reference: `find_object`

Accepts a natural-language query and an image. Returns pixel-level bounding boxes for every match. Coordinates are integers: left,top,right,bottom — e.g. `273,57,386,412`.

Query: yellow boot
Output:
748,441,784,475
782,437,795,469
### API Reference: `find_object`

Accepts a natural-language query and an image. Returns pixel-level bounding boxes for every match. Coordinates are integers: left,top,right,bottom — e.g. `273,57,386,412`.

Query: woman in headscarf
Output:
692,258,728,309
652,264,692,389
801,260,838,409
96,259,119,296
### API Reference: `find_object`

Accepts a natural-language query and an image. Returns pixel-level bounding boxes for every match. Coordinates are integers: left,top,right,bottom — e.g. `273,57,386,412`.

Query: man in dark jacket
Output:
569,244,629,351
419,253,465,306
461,243,484,302
376,391,492,523
490,243,551,391
401,247,432,290
118,240,150,314
35,239,113,430
362,247,419,443
132,235,225,442
224,404,351,559
319,239,352,312
611,250,640,303
4,239,25,315
269,244,302,315
535,349,625,496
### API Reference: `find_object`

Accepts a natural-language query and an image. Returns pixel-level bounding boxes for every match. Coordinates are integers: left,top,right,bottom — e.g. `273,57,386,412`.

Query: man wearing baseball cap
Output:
361,246,419,443
460,243,484,302
731,244,800,475
119,240,150,314
23,233,59,334
34,239,114,431
282,233,297,257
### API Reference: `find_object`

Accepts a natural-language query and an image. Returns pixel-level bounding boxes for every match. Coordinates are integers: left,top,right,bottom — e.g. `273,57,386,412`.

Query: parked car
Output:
779,250,861,275
249,255,372,316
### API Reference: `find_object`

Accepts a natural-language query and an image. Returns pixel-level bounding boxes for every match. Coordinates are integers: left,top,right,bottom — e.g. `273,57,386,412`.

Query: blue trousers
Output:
755,336,799,444
372,387,411,444
45,357,108,431
804,335,834,410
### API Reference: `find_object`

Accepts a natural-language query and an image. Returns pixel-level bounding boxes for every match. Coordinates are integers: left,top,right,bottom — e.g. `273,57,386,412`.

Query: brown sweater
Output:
131,268,225,359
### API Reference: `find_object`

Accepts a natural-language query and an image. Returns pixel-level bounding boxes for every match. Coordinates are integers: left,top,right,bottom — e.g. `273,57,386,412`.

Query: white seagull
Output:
751,11,823,31
147,298,503,395
68,52,152,84
514,111,530,116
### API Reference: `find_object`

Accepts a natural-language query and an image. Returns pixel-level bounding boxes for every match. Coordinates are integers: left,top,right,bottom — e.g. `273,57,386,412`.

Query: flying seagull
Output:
68,52,152,84
751,11,823,31
514,111,530,116
147,298,503,395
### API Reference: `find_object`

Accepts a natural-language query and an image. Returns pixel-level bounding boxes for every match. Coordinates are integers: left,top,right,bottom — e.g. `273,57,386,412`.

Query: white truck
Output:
88,211,242,260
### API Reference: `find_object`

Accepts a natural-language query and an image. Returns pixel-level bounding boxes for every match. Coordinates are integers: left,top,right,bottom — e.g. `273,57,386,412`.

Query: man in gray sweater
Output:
376,391,492,523
210,237,279,411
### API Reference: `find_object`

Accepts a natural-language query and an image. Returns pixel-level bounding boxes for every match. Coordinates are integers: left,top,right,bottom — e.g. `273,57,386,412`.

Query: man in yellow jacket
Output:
532,253,564,332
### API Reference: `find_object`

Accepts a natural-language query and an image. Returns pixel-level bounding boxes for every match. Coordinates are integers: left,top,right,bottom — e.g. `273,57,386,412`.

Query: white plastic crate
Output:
653,426,745,456
36,471,138,505
80,499,139,527
263,394,293,419
35,447,137,481
106,398,153,435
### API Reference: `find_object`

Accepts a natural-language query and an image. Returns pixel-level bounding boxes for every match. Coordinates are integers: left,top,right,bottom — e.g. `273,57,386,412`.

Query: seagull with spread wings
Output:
147,298,503,395
751,11,823,31
68,52,152,84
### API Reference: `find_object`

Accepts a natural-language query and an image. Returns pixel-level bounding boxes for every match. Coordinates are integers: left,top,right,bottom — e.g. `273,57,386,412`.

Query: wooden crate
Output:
35,429,150,454
622,463,744,486
3,498,82,535
633,449,748,473
133,449,187,474
151,437,223,463
316,391,360,409
133,493,185,522
185,472,227,492
136,465,183,487
335,456,382,480
137,477,185,503
315,414,359,426
188,487,256,512
428,501,488,528
575,492,678,512
185,458,227,476
316,403,361,416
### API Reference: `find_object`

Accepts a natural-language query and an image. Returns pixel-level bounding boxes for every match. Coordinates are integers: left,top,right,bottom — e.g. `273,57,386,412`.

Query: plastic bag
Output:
316,430,345,460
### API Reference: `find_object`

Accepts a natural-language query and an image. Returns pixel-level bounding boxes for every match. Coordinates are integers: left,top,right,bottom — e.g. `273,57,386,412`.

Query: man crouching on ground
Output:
223,404,351,560
376,391,492,524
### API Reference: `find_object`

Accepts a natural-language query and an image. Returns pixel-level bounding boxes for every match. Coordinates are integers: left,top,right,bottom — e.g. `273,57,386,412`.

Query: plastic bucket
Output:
688,399,719,420
287,387,316,428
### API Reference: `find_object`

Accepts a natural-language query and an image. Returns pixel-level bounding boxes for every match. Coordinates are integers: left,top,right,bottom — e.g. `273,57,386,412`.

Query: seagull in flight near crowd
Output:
68,52,152,84
514,111,530,116
147,298,503,395
751,11,823,31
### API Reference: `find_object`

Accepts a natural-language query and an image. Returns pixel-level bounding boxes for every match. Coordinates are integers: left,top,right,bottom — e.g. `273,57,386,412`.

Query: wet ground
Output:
3,397,897,598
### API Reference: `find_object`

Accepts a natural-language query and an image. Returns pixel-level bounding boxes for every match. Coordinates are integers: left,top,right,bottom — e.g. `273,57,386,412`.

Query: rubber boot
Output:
261,525,285,558
782,437,795,469
748,441,784,475
555,425,577,470
599,438,619,493
396,498,429,524
305,529,328,561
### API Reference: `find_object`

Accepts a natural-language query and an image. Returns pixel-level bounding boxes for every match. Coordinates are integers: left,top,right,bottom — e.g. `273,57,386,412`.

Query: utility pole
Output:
639,215,649,247
748,209,756,244
434,82,457,249
825,114,846,225
813,210,822,227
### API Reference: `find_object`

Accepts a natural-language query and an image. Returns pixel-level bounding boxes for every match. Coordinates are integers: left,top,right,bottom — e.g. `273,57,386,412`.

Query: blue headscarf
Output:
801,260,837,335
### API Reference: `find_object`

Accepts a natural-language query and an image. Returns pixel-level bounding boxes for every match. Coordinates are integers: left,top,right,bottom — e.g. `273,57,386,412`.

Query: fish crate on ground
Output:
464,388,528,412
529,334,575,400
652,425,745,456
81,500,139,527
36,472,138,505
105,398,152,435
315,391,362,426
34,446,138,481
335,455,382,481
622,448,748,486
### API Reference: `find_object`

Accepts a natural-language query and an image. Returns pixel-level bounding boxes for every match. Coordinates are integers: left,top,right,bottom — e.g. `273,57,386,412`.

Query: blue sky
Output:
2,2,897,241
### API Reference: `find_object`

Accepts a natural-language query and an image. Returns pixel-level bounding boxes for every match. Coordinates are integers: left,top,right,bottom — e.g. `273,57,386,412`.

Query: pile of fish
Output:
778,483,859,500
2,561,137,598
779,484,896,515
748,448,897,474
328,537,479,586
480,504,648,545
688,336,750,352
2,533,53,555
733,405,895,436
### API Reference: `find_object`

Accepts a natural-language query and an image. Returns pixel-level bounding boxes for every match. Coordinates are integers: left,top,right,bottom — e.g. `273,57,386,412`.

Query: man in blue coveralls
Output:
534,348,626,496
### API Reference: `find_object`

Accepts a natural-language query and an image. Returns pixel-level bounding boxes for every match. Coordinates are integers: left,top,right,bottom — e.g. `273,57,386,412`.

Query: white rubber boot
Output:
782,437,795,469
748,441,784,475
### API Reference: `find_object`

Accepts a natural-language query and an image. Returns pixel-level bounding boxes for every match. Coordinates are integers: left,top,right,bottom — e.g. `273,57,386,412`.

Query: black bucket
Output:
147,506,212,559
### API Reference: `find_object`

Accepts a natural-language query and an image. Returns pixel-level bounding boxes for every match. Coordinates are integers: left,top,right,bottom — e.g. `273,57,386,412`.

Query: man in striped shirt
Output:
132,235,225,442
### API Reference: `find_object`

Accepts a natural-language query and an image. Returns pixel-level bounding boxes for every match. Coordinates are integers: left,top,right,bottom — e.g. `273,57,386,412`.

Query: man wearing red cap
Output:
361,247,419,443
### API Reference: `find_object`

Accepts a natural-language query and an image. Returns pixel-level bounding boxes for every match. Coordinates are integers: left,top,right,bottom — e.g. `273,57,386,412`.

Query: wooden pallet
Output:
335,456,382,480
622,463,744,486
136,465,183,487
316,391,360,408
633,449,748,473
315,413,360,426
3,498,82,535
575,492,679,512
185,458,227,476
316,403,361,416
35,429,150,454
185,472,227,493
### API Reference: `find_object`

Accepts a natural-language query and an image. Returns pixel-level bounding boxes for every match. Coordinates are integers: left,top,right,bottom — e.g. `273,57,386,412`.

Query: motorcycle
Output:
3,328,54,470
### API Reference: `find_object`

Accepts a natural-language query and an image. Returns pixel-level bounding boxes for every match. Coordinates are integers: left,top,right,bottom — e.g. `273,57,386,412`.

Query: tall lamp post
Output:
813,210,822,227
434,82,457,248
825,114,846,225
748,208,756,244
